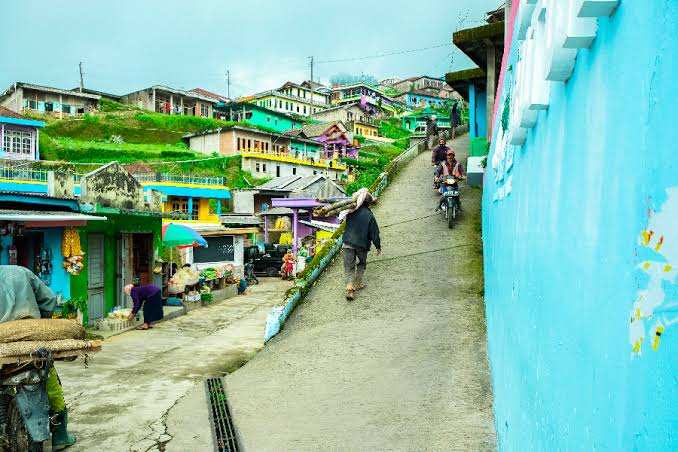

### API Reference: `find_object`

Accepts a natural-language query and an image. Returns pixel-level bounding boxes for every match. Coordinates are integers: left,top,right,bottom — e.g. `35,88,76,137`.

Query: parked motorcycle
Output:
244,260,258,285
0,348,56,451
440,176,462,228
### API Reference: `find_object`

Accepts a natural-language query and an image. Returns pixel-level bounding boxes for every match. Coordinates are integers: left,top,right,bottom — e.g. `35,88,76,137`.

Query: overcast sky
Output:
1,0,500,98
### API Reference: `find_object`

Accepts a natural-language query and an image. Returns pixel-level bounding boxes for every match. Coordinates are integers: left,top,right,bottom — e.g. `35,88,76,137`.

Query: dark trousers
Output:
343,247,368,285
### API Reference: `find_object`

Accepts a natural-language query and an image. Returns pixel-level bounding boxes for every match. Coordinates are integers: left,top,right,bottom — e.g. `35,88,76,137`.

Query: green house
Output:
215,102,304,133
401,107,451,135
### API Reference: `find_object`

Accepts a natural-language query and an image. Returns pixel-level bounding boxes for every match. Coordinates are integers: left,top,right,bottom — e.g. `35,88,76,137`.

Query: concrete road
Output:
56,278,291,452
226,134,496,451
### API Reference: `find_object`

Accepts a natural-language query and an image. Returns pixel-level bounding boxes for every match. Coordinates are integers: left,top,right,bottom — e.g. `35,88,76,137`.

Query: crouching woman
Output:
125,284,164,330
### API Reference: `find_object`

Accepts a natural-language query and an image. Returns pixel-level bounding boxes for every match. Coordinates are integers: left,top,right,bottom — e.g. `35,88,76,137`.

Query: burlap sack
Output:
0,319,85,343
0,339,93,358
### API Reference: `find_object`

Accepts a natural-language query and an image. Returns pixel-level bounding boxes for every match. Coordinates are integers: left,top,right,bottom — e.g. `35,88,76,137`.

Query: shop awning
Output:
0,210,107,227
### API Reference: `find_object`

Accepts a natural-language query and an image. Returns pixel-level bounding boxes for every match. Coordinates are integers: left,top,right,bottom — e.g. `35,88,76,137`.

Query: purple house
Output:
285,121,359,160
0,107,45,160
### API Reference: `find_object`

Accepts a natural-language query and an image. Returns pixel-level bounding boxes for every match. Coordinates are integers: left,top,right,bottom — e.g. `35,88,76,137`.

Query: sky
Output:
0,0,501,98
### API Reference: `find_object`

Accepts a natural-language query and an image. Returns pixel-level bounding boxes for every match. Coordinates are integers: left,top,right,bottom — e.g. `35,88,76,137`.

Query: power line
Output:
315,43,451,64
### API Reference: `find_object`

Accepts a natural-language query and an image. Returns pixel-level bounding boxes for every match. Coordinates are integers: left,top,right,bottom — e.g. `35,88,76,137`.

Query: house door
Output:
117,234,133,309
87,234,106,324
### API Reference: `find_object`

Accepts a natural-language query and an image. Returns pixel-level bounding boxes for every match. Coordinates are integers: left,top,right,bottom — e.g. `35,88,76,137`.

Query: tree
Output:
329,73,379,86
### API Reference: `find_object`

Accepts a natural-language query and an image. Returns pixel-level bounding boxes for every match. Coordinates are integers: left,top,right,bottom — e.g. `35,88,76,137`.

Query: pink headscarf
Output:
339,188,374,222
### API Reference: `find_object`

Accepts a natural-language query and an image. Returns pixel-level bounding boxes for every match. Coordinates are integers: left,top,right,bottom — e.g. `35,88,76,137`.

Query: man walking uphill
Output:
341,188,381,301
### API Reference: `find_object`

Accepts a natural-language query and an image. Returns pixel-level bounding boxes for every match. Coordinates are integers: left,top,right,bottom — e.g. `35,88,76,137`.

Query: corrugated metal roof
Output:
0,210,106,221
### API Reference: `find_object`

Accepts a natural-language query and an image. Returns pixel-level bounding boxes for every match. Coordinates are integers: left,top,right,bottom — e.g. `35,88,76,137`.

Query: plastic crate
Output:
95,318,140,331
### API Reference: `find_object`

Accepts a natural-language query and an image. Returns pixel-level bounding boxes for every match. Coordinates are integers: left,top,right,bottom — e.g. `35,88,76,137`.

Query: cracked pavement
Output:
56,278,291,451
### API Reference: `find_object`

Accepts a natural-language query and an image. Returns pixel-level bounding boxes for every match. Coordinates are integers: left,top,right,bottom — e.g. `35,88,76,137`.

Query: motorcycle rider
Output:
0,265,77,450
434,149,466,212
431,136,450,188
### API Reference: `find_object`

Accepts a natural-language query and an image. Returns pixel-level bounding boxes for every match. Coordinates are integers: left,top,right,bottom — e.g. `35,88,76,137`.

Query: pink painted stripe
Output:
490,1,521,141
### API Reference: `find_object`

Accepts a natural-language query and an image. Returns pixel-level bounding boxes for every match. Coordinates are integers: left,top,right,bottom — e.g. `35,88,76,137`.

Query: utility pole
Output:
309,56,314,83
226,70,231,100
79,62,84,92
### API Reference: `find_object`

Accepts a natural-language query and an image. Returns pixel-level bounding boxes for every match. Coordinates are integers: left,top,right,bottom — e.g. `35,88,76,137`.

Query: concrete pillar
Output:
170,95,174,115
0,124,4,157
35,129,39,160
188,197,193,219
469,83,477,139
486,44,496,141
292,208,298,254
217,199,222,217
152,88,156,112
180,97,184,115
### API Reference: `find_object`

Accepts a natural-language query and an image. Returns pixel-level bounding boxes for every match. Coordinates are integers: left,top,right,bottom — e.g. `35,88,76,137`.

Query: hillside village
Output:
0,75,463,326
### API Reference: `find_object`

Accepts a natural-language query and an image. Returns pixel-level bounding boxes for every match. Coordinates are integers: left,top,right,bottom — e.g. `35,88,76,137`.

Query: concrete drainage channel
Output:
205,377,241,451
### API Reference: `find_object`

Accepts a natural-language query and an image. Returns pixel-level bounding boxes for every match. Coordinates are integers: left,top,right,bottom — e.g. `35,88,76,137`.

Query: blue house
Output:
395,90,446,109
0,106,45,160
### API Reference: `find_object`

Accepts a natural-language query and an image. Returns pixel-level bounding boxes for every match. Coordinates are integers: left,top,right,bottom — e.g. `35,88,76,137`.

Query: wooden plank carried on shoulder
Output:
0,340,102,366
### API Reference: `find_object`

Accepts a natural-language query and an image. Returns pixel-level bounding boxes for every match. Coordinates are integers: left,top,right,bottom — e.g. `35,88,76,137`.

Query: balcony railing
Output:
254,90,330,108
0,167,226,187
132,173,226,186
241,148,347,171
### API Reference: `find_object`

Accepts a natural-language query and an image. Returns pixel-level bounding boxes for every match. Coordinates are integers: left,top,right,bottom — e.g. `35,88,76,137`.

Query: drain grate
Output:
205,377,240,452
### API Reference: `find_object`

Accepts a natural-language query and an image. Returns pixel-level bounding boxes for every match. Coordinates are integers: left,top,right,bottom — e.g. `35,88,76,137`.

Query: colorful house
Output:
1,107,45,160
0,164,164,325
395,90,446,109
182,124,345,180
284,121,359,161
214,102,304,133
329,83,400,116
310,104,380,139
401,108,451,134
0,82,101,117
250,81,331,117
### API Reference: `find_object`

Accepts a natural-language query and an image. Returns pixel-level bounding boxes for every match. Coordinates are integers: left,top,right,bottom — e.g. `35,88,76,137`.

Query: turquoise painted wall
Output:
248,104,303,132
483,2,678,450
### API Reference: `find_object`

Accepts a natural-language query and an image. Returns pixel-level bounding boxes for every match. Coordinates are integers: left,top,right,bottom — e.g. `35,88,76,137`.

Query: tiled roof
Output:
286,121,343,139
190,88,229,102
0,106,26,120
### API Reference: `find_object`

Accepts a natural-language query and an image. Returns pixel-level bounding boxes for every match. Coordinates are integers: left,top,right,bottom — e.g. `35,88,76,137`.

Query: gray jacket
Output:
343,206,381,251
0,266,56,322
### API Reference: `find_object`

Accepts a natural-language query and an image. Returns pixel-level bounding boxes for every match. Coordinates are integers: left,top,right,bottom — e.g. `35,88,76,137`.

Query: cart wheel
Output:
266,266,278,277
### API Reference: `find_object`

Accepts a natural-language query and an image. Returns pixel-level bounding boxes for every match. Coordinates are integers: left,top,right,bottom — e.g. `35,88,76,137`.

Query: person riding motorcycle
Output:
434,149,466,211
431,137,450,188
0,265,77,450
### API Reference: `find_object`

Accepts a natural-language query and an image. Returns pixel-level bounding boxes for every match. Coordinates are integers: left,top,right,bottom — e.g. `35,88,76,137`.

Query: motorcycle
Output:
244,260,258,285
439,176,462,228
0,348,57,451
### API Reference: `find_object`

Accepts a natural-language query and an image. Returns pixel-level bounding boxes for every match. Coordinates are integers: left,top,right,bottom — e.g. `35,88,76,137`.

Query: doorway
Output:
117,233,153,308
14,231,43,272
87,234,106,323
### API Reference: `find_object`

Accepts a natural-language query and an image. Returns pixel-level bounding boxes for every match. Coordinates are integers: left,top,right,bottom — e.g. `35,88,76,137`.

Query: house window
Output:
275,118,278,126
62,104,71,114
45,102,54,112
3,132,10,152
263,163,267,172
292,167,296,175
256,163,260,172
21,132,31,154
267,115,271,123
296,106,299,113
11,132,20,152
200,104,209,117
303,106,306,114
168,197,199,220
